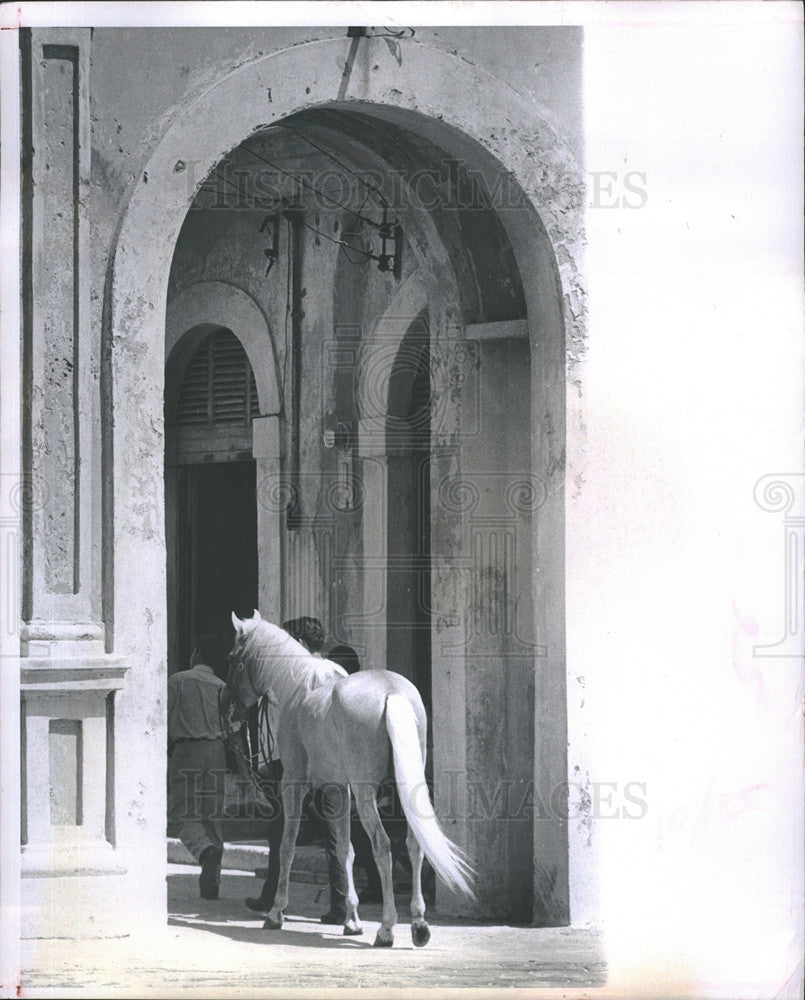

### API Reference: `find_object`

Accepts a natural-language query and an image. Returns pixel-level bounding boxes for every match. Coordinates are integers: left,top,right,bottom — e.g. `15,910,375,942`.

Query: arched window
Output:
165,325,260,673
175,328,259,428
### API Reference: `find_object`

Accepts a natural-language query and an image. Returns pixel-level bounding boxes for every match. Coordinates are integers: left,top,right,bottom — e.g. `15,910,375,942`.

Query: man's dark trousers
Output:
168,739,226,860
257,782,349,915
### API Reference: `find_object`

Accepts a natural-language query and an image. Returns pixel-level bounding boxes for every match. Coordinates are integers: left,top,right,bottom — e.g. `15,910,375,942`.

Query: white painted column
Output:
24,28,100,650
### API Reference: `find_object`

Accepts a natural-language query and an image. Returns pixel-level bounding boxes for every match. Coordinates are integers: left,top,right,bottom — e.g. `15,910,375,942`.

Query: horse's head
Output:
226,609,264,710
227,611,320,716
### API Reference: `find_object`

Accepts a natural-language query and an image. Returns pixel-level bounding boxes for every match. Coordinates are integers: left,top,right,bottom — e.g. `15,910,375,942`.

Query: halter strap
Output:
217,686,275,782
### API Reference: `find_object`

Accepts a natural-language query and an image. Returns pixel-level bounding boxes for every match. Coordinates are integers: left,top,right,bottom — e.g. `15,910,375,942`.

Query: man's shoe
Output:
199,845,223,900
245,896,274,914
320,909,348,924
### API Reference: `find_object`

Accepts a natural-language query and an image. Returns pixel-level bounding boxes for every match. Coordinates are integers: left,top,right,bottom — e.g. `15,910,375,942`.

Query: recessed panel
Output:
49,718,82,826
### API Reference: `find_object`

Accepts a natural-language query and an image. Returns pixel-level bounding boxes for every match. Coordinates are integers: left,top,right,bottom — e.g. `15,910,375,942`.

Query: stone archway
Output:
164,281,284,629
163,284,283,678
165,281,281,415
105,36,581,927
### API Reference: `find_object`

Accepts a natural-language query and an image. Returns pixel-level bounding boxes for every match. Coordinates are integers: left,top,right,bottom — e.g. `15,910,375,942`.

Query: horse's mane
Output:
242,620,345,704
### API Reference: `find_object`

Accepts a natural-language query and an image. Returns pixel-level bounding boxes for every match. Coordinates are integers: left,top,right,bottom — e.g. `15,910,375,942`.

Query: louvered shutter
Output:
176,329,259,428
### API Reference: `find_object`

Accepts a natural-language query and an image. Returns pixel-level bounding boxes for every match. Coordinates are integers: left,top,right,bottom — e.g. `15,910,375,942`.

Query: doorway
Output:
165,325,261,675
175,461,257,672
111,50,573,931
165,326,263,825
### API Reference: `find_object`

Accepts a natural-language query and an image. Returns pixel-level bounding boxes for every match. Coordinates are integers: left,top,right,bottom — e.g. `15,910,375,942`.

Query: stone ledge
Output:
21,654,128,691
166,838,328,884
22,840,128,878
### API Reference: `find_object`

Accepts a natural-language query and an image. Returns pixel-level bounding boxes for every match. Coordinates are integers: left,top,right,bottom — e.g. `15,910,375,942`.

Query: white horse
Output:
226,611,474,947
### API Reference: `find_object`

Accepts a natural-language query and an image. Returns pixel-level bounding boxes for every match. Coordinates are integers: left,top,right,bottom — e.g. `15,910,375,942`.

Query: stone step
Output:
166,838,329,883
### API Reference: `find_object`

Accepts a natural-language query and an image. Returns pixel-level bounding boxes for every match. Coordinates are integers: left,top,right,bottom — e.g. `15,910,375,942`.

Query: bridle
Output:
219,651,277,797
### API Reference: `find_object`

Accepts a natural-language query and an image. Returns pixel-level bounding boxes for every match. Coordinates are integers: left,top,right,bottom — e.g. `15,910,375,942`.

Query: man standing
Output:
245,617,351,925
168,633,231,900
282,618,351,924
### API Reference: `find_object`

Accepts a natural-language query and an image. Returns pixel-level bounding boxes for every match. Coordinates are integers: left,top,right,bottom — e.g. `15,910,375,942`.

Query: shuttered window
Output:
176,329,259,427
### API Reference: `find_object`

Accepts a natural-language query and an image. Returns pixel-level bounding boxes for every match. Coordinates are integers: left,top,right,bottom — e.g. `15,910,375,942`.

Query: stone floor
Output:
20,864,606,997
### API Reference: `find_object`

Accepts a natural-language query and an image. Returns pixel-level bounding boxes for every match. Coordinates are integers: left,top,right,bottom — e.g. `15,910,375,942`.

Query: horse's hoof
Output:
411,919,431,947
373,930,394,948
343,922,363,936
262,915,283,930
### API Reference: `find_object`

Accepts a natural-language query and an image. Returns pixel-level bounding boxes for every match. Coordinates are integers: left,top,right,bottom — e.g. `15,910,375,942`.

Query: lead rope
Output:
258,695,275,768
218,687,275,801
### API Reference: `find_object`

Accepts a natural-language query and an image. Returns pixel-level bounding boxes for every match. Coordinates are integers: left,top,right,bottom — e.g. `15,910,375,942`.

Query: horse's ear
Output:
232,612,244,633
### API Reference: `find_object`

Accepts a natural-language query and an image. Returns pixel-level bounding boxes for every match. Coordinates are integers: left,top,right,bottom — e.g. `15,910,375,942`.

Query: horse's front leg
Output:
264,778,304,930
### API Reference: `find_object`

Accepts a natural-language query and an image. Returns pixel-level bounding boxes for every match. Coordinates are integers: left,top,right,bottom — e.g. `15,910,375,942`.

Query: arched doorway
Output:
106,38,579,928
165,326,260,674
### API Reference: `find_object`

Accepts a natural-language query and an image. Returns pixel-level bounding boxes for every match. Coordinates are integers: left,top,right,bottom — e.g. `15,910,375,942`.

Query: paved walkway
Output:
21,864,606,997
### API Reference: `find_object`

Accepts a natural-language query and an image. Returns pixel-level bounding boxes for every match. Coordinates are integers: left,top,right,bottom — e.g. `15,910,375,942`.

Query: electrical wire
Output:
209,168,278,209
212,164,379,268
274,122,393,211
298,216,374,266
213,146,378,233
212,132,402,263
365,27,415,39
239,142,383,230
356,188,373,217
282,218,291,411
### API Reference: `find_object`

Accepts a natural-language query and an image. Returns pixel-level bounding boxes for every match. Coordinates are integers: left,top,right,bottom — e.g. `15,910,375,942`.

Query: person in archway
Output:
168,633,233,900
245,617,352,925
326,643,409,905
326,642,381,903
326,644,361,676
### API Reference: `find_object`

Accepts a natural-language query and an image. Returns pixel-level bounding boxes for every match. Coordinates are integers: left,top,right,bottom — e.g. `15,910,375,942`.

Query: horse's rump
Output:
327,670,425,787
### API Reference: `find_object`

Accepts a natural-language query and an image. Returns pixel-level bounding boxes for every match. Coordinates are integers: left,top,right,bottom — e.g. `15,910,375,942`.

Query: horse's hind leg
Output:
407,717,430,946
407,826,431,947
342,839,362,935
320,782,362,936
354,787,397,947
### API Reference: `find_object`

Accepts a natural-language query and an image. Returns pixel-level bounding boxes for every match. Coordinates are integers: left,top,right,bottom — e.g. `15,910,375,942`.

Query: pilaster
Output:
20,27,130,939
357,418,389,671
253,415,283,621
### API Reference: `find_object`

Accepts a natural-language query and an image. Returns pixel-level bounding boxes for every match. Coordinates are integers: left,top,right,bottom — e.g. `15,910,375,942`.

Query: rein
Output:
257,694,275,766
218,685,277,801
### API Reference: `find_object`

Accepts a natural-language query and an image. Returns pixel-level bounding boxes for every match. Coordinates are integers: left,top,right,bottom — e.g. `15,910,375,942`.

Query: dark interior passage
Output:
176,460,258,672
387,317,432,716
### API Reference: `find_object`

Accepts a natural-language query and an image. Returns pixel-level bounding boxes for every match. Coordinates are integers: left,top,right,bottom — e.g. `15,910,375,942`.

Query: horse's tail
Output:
384,693,475,898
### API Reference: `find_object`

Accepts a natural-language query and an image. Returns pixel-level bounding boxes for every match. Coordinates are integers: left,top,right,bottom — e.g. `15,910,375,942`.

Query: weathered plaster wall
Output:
89,27,582,213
